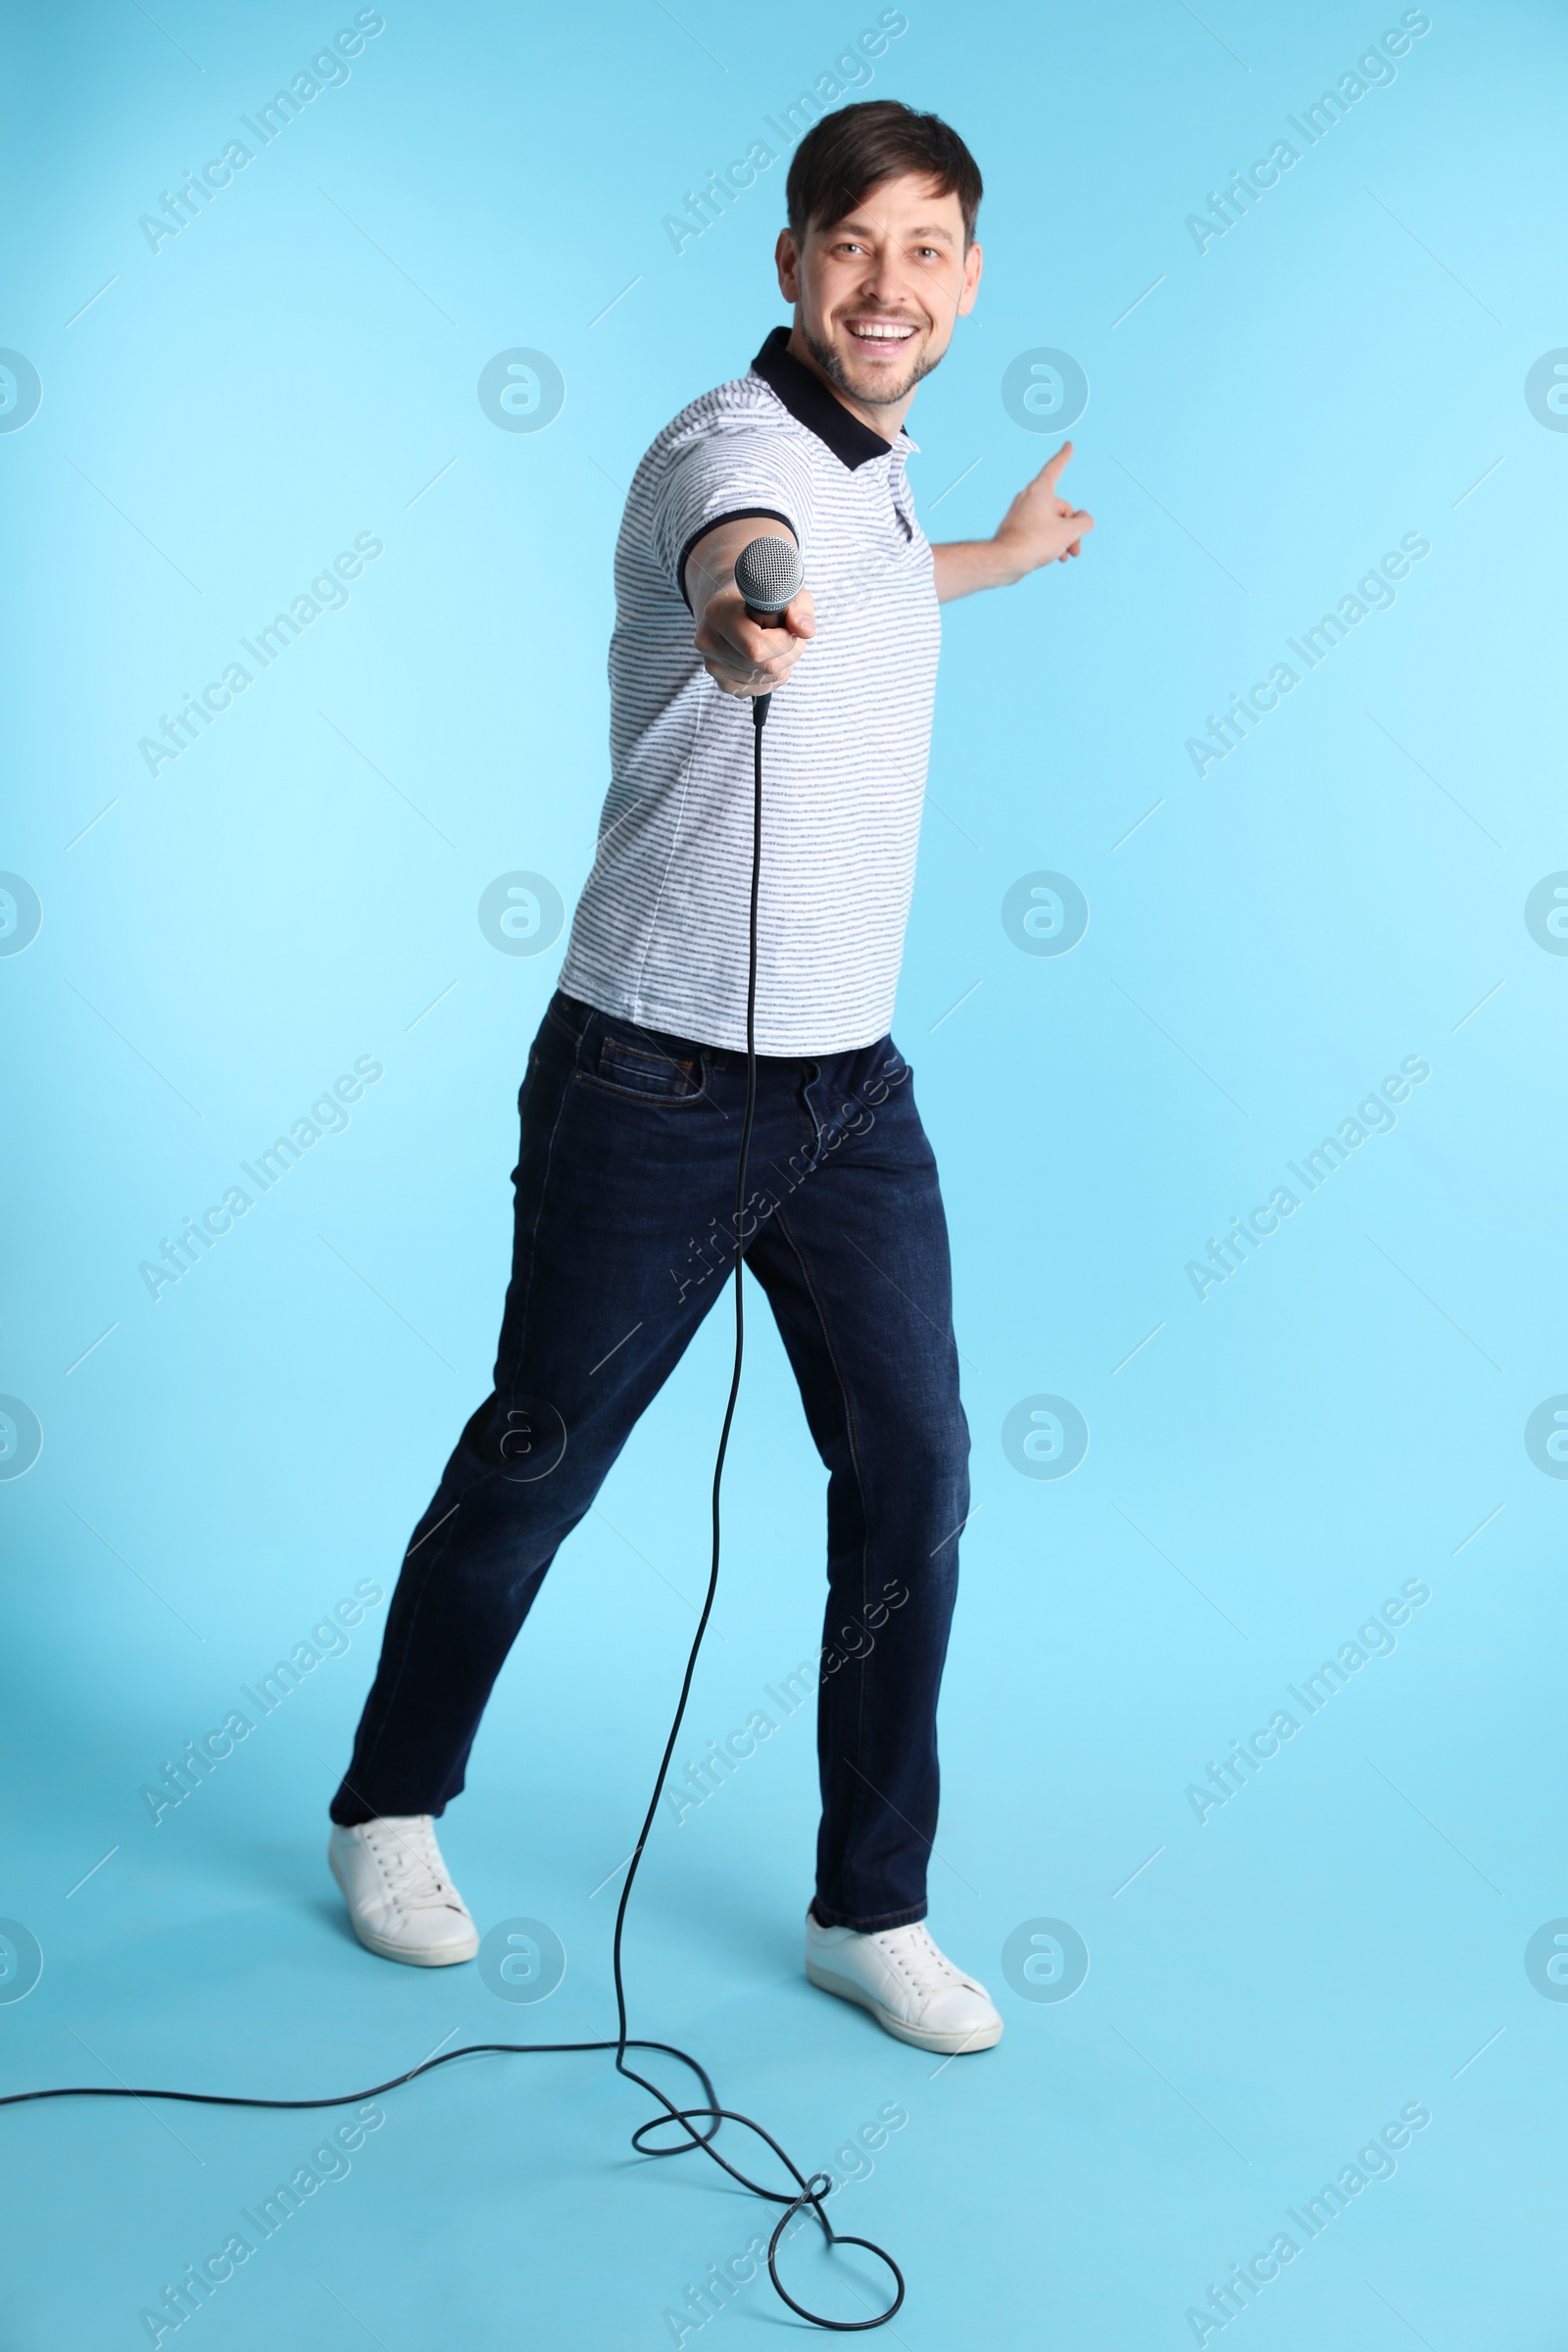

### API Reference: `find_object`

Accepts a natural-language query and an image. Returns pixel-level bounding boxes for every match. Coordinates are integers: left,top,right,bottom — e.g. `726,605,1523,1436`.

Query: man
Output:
328,99,1092,2056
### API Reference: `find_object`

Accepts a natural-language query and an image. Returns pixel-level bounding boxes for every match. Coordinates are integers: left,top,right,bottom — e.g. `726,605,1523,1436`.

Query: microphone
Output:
733,535,806,729
734,533,804,627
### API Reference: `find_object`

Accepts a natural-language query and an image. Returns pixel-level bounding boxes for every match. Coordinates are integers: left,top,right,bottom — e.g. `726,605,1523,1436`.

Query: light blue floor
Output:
5,0,1567,2343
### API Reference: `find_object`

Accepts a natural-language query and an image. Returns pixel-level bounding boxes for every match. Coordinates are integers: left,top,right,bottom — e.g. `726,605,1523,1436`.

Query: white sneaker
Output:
804,1908,1004,2054
328,1815,479,1967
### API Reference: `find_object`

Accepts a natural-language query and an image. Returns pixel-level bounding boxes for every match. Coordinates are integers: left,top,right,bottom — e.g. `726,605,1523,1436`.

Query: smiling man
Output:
328,101,1092,2056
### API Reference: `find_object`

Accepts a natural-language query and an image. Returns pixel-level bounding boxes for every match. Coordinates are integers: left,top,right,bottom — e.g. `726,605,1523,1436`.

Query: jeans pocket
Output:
579,1029,703,1102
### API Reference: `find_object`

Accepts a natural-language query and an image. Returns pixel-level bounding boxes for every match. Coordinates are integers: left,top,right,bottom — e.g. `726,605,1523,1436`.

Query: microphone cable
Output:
0,552,906,2333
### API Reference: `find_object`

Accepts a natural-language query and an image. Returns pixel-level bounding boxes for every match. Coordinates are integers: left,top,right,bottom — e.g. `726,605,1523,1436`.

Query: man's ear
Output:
775,225,801,302
956,240,983,318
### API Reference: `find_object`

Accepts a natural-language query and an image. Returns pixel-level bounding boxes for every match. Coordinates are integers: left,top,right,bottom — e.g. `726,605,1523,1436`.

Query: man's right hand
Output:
684,516,815,699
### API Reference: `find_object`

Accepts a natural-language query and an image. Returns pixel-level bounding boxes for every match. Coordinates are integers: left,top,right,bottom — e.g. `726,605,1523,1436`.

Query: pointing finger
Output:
1038,439,1074,492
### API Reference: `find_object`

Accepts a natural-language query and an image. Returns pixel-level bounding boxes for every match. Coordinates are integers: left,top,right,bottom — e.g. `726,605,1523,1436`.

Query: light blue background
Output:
3,1,1565,2343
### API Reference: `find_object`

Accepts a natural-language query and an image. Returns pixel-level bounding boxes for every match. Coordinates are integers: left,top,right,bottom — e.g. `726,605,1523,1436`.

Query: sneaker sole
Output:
805,1957,1003,2053
329,1848,479,1968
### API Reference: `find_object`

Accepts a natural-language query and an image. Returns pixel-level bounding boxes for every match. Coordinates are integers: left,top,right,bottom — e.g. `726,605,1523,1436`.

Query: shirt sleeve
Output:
651,421,817,610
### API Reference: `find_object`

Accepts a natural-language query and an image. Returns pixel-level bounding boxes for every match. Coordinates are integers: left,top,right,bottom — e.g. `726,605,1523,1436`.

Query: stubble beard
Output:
801,319,943,413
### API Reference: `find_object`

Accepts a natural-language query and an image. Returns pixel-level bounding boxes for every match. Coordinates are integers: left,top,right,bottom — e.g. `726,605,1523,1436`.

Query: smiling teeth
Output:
852,323,914,340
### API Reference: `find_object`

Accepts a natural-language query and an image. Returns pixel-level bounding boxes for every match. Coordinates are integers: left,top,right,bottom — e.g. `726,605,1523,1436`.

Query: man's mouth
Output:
843,318,921,349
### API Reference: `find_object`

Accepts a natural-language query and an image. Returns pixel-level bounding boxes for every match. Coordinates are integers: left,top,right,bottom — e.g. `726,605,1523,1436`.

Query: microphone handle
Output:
743,599,790,724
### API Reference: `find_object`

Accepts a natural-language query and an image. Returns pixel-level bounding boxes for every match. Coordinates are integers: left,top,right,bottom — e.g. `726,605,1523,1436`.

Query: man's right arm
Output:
683,516,815,700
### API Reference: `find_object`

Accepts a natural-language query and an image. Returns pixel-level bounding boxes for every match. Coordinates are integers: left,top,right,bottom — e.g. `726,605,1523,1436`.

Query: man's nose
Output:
857,262,914,310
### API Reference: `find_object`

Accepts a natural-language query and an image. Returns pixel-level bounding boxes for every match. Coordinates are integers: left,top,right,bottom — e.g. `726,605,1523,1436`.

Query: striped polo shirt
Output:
558,326,942,1055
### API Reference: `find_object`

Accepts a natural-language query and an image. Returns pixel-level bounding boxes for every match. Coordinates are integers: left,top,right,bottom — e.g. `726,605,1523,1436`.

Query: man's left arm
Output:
931,439,1094,605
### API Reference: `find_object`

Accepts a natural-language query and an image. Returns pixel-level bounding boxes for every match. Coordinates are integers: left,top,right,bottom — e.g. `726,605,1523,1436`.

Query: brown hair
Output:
785,100,983,250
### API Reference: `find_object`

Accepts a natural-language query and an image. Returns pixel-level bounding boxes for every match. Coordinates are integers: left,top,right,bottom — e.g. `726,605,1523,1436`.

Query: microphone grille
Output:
734,534,805,613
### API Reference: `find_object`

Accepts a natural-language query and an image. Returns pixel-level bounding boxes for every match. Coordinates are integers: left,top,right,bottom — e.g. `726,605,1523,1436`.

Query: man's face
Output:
777,172,982,411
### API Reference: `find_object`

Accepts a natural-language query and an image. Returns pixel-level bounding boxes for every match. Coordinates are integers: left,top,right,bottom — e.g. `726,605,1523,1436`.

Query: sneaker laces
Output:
877,1923,966,1999
365,1819,457,1911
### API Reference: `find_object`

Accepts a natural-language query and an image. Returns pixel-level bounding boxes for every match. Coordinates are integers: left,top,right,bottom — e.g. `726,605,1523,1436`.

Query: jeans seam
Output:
802,1060,825,1174
771,1200,877,1905
509,1037,576,1402
545,997,587,1047
570,1067,709,1108
811,1897,928,1934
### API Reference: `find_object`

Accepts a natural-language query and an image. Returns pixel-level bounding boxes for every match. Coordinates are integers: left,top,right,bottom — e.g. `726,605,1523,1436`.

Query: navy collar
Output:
750,326,898,470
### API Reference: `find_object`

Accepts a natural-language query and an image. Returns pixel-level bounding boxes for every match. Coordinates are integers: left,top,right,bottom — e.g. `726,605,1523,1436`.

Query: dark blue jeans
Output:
331,990,969,1932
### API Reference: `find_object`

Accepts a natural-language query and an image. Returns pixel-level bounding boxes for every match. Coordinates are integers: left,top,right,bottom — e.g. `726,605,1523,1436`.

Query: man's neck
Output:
784,323,912,445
